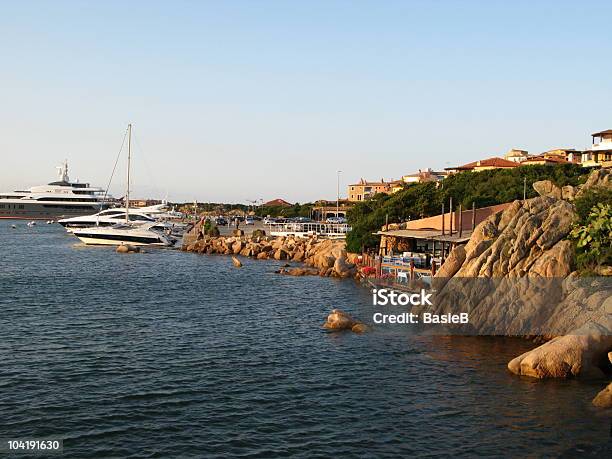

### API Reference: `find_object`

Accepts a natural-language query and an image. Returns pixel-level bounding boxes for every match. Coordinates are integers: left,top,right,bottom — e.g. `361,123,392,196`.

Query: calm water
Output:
0,221,610,458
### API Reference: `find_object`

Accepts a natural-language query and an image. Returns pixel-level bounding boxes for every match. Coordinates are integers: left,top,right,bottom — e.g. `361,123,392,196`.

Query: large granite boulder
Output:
508,322,612,378
533,180,562,199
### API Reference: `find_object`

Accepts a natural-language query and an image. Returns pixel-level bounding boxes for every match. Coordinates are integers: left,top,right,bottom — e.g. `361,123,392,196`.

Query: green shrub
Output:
203,219,220,237
569,202,612,273
573,187,612,222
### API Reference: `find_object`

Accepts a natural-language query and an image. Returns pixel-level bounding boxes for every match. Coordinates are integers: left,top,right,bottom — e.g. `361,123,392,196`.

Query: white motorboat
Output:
72,222,175,246
59,208,158,230
71,124,176,247
59,208,187,237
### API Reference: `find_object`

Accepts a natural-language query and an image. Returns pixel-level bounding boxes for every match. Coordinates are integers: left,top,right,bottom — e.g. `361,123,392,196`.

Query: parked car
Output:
263,217,276,225
216,217,228,226
245,217,255,225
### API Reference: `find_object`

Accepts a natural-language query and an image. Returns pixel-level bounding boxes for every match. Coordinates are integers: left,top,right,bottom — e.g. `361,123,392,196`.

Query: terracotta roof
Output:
447,157,519,171
264,198,293,207
522,155,569,164
592,129,612,137
349,180,390,187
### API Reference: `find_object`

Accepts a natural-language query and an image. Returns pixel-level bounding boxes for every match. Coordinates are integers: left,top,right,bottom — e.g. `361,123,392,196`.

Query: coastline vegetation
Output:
570,188,612,274
346,164,590,253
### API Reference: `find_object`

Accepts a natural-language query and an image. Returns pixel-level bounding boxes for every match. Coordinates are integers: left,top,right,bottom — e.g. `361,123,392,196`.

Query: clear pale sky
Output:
1,1,610,203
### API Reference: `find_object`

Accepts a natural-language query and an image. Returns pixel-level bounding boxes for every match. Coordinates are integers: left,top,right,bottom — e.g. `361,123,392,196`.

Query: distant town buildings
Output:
346,127,610,203
131,199,163,207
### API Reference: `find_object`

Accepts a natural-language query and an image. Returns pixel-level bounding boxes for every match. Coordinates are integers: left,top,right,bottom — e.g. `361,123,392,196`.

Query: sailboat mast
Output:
126,123,132,224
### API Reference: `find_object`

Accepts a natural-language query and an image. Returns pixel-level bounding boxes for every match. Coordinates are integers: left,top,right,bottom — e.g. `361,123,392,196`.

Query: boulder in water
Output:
231,256,242,268
592,382,612,408
116,244,140,253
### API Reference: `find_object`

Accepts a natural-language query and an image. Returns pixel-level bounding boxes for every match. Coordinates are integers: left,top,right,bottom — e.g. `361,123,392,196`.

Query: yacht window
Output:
128,214,153,221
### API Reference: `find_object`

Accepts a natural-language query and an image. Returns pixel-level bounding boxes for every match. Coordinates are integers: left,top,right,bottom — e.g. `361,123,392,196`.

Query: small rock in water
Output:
232,256,242,268
116,244,140,254
323,309,368,333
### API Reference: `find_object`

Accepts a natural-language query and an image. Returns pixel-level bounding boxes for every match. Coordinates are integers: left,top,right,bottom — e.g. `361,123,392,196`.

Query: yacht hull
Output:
73,234,170,246
0,202,105,220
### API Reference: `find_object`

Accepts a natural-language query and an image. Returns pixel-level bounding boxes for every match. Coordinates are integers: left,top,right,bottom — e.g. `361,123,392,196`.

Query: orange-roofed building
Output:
445,157,519,173
521,155,570,166
347,178,392,202
264,198,293,207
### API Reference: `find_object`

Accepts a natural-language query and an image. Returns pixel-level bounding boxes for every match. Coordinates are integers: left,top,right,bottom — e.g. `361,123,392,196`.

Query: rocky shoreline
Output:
182,228,359,278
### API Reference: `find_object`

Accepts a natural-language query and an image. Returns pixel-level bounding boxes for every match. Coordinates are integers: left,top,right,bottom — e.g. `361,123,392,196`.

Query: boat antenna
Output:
126,123,132,224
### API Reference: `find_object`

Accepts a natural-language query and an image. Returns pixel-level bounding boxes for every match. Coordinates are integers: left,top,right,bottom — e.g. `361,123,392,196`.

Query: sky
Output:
1,1,611,203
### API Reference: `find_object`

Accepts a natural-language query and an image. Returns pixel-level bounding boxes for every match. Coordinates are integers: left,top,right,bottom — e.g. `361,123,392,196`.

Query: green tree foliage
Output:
570,187,612,273
258,203,313,218
569,202,612,273
573,187,612,222
346,164,588,253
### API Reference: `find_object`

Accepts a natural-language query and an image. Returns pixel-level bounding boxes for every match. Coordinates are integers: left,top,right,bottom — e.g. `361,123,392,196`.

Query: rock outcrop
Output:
427,169,611,385
532,167,611,201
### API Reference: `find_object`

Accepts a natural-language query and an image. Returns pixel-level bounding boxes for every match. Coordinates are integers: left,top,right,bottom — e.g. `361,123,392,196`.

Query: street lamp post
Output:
336,170,342,218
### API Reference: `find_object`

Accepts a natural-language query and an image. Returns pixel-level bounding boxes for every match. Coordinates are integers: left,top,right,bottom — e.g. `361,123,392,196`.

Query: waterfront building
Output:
312,199,353,220
347,178,392,201
374,203,512,268
581,129,612,167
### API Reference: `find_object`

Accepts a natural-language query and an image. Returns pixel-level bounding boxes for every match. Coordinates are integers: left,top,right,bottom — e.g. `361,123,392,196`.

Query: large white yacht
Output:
0,161,112,220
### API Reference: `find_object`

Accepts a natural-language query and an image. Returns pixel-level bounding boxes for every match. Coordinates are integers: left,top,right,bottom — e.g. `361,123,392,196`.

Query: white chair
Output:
397,271,408,282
